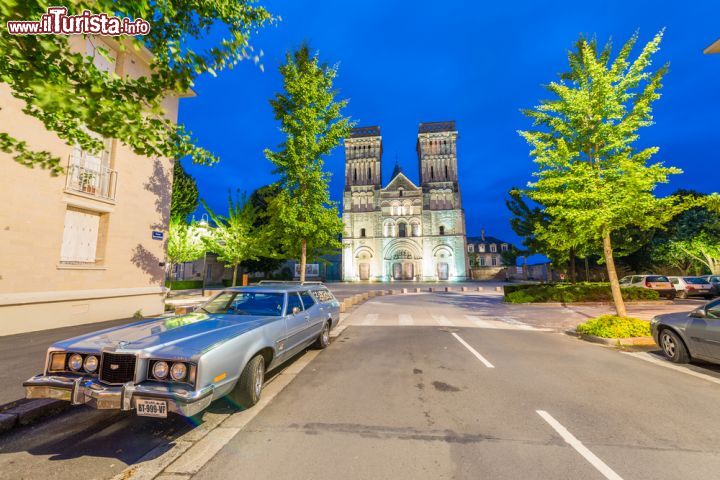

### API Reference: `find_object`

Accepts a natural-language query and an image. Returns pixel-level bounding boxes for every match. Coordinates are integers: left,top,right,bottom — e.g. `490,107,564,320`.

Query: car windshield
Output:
646,276,669,282
685,277,709,284
200,292,284,316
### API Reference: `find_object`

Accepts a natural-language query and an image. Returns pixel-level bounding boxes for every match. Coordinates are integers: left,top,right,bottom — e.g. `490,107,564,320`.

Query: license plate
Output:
136,398,167,418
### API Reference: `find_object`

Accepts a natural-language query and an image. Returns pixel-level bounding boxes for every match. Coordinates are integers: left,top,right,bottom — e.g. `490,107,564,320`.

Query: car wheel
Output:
230,354,265,408
678,291,688,299
313,321,331,349
659,329,690,364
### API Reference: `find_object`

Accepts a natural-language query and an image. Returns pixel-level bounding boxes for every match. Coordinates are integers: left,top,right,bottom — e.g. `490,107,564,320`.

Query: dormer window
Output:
468,244,474,253
490,244,497,253
501,244,508,252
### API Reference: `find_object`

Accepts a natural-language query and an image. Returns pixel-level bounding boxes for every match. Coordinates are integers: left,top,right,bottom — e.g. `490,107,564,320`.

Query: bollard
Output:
495,286,502,292
340,302,347,313
461,286,468,292
377,290,385,296
477,286,484,291
368,291,376,298
174,306,190,315
428,287,434,292
445,287,452,292
362,292,369,300
415,287,421,293
401,288,408,294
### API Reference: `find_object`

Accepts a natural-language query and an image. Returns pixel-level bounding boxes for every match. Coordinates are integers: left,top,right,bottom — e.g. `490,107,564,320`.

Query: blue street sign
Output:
152,231,164,240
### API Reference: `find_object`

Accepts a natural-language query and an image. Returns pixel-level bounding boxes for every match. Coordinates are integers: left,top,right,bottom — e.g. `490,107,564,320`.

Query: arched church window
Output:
398,223,407,237
431,166,434,180
445,165,449,179
439,226,445,235
368,167,371,179
353,168,357,182
360,228,366,238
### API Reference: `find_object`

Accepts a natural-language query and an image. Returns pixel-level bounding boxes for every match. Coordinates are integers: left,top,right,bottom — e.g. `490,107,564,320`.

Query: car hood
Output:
52,312,278,358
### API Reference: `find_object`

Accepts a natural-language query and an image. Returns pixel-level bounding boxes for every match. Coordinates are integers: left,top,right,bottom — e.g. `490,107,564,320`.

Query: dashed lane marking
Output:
451,332,495,368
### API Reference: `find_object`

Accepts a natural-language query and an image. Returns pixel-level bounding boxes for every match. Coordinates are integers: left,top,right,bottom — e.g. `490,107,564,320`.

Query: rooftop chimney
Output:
481,228,485,242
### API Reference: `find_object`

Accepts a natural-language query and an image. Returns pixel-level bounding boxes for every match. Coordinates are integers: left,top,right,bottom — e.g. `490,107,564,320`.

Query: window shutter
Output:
60,209,100,263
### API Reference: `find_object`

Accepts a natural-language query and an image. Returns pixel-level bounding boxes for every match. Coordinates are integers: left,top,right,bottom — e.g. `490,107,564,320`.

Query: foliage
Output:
0,1,274,174
499,245,522,267
241,184,284,275
202,191,269,286
576,315,651,338
519,30,692,316
504,283,659,303
165,279,203,290
264,44,352,281
166,218,206,277
171,161,199,221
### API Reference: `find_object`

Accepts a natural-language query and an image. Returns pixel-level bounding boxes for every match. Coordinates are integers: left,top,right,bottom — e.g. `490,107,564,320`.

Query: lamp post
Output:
197,214,210,296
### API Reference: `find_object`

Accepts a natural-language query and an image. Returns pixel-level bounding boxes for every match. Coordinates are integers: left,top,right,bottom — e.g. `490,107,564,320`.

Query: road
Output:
2,291,720,479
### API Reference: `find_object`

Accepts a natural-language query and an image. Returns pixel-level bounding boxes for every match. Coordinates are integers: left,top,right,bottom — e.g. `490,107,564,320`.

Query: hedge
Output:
165,280,203,290
504,282,659,303
576,315,651,338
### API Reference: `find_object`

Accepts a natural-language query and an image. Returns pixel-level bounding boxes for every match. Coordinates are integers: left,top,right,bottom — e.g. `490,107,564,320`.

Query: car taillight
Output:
645,281,652,287
687,286,696,291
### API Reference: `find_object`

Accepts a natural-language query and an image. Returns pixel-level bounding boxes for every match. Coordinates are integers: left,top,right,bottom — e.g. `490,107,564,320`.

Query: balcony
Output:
65,163,117,201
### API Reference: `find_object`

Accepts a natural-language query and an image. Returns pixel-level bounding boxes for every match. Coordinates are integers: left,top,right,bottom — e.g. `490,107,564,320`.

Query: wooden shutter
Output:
60,208,100,263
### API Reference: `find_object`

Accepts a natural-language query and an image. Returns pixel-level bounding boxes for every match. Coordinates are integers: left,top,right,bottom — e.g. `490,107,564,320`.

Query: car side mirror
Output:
292,306,301,315
690,309,706,319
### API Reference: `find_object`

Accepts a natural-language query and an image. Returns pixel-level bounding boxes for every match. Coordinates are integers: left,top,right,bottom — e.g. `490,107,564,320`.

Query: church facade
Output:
341,122,468,281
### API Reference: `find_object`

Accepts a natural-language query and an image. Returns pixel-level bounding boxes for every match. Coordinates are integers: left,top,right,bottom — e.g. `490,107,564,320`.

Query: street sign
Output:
152,231,163,240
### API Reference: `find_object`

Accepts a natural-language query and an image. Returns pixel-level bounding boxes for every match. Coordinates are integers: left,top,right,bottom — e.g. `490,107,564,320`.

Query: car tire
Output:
230,354,265,408
659,329,690,364
678,291,688,299
665,292,676,300
312,321,331,349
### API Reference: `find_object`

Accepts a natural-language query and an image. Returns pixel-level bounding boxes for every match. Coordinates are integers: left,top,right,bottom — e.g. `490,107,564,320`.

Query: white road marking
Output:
465,315,498,329
361,313,378,326
623,351,720,386
451,333,495,368
536,410,623,480
398,314,414,326
433,314,453,326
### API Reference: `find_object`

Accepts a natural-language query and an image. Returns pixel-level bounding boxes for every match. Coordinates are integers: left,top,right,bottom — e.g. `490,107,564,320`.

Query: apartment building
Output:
0,36,182,335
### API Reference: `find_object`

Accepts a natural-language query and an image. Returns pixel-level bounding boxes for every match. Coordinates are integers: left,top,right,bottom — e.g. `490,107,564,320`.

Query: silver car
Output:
651,298,720,363
24,283,340,418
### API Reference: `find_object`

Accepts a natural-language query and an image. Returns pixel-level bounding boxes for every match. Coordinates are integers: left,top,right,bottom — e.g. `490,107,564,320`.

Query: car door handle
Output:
304,315,310,321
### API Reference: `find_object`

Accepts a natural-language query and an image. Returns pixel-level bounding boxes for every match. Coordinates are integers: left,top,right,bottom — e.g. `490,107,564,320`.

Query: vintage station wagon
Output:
24,282,340,418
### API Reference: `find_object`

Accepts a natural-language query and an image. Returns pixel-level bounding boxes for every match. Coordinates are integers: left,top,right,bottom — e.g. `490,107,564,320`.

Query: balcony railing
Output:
65,163,117,201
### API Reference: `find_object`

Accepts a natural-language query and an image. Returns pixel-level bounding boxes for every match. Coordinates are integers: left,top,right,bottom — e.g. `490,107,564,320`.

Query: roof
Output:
349,126,381,138
467,236,510,246
705,38,720,54
418,121,456,133
390,161,403,180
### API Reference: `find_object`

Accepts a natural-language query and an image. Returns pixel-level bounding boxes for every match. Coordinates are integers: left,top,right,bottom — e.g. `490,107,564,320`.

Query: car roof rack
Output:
256,280,324,286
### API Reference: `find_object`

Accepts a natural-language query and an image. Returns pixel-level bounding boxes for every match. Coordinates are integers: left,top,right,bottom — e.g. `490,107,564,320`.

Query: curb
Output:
506,300,674,307
568,330,656,347
0,398,70,433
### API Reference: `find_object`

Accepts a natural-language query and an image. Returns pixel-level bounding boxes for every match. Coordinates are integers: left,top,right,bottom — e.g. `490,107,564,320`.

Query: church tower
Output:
344,126,382,190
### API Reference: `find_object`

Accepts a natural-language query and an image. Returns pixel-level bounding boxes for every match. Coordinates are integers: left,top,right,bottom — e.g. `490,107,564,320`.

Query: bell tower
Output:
344,126,382,190
417,121,458,186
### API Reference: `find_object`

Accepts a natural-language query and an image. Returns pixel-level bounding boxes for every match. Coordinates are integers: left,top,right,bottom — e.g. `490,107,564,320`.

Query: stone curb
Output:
506,300,674,307
0,398,70,434
569,330,656,347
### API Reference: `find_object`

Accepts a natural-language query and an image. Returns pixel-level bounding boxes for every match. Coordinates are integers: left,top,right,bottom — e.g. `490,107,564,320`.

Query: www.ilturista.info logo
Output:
7,7,150,36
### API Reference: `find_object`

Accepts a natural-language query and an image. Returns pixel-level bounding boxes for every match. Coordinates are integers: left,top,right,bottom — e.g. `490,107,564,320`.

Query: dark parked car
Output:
651,299,720,363
701,275,720,296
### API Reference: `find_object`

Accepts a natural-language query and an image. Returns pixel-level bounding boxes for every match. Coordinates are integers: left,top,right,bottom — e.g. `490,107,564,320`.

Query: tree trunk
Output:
299,239,307,283
569,247,577,284
585,257,590,282
232,264,238,287
602,232,627,317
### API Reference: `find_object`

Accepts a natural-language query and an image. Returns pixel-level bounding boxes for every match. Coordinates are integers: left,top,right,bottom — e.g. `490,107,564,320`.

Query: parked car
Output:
668,276,715,299
619,275,675,299
24,282,340,418
701,275,720,296
651,298,720,363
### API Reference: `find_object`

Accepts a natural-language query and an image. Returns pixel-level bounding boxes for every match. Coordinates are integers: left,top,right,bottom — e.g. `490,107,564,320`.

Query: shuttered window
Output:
60,208,101,264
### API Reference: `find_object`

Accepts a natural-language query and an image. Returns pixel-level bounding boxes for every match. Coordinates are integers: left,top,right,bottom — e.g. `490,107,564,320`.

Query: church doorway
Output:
392,262,414,280
437,263,449,280
359,263,370,281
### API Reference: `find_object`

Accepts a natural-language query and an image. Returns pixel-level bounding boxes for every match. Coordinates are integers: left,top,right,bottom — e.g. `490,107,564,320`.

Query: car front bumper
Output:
24,375,214,417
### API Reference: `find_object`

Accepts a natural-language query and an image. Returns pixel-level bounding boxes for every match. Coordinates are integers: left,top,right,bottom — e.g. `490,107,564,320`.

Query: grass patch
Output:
504,282,659,303
576,315,651,339
165,280,203,290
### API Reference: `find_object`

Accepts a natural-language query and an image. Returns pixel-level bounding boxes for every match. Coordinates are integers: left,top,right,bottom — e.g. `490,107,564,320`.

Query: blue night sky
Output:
180,0,720,245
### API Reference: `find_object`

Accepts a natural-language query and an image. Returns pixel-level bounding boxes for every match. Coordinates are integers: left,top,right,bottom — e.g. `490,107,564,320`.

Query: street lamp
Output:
197,214,210,296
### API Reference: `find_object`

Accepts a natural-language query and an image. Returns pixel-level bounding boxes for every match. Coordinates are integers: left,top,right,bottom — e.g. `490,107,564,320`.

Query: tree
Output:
264,45,352,282
519,31,691,317
166,218,206,280
0,1,273,174
170,160,199,221
242,184,284,277
202,192,267,287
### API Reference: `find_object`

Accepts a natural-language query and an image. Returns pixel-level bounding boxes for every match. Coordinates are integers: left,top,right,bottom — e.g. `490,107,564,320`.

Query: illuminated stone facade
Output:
341,122,468,281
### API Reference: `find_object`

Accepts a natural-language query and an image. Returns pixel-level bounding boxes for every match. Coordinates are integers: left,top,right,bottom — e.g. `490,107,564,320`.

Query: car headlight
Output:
152,361,169,379
84,355,99,373
68,353,83,371
170,362,187,381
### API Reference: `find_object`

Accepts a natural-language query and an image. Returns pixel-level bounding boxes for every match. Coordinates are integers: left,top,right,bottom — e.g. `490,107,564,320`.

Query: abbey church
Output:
341,122,468,281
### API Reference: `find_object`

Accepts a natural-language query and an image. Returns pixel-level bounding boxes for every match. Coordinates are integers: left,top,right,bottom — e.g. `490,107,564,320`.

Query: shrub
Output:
576,315,651,338
165,280,203,290
503,282,659,303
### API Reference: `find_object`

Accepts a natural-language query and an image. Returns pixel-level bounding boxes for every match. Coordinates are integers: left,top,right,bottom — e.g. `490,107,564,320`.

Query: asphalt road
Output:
2,292,719,479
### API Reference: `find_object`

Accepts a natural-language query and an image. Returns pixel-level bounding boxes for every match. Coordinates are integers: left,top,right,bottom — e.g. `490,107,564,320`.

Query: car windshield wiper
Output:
197,306,211,314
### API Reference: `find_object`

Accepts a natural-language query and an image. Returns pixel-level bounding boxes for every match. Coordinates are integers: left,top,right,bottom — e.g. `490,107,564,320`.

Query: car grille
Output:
99,352,136,385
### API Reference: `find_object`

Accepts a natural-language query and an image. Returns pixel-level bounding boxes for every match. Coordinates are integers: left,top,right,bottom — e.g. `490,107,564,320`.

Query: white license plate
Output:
136,398,167,418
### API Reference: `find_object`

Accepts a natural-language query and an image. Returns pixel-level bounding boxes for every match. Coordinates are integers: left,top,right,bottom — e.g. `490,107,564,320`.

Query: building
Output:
0,36,183,335
341,122,468,281
466,231,514,280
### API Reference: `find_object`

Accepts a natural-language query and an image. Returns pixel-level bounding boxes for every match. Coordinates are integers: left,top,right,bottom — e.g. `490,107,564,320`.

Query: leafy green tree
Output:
171,161,199,221
166,218,206,280
242,184,284,277
519,31,691,317
202,192,268,286
264,45,352,282
0,1,273,174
